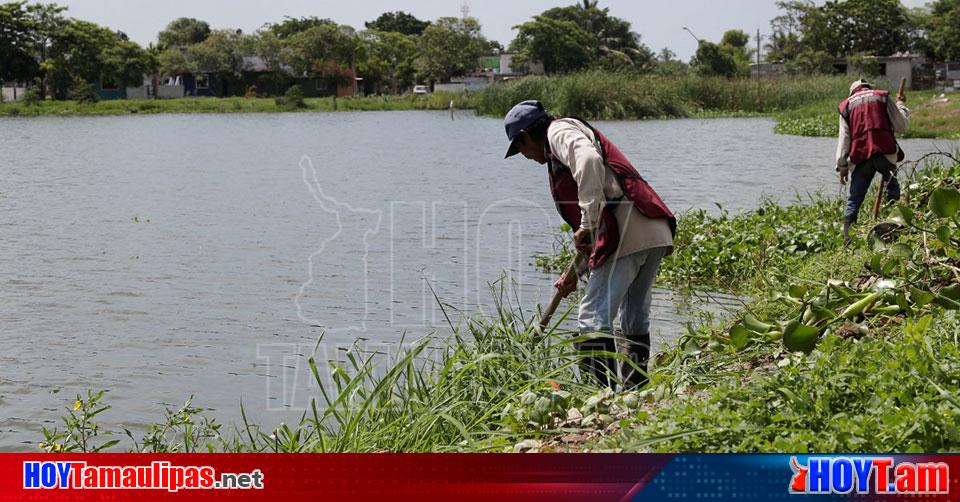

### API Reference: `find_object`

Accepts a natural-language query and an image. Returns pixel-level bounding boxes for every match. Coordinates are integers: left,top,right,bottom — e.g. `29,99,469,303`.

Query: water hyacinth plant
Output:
604,155,960,452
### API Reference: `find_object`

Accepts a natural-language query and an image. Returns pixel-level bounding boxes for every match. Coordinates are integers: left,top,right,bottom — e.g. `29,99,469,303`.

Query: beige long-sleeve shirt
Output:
836,97,910,169
546,118,673,260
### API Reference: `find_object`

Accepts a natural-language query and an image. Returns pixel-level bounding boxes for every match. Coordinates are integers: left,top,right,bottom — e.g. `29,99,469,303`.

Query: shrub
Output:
71,78,98,105
22,86,41,106
275,84,306,109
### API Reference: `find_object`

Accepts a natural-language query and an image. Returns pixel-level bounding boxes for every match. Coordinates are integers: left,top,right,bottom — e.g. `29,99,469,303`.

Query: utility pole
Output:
756,28,762,112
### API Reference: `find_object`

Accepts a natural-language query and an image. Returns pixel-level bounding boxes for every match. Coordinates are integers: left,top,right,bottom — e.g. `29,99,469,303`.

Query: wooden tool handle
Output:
539,252,587,330
896,77,907,101
872,176,888,221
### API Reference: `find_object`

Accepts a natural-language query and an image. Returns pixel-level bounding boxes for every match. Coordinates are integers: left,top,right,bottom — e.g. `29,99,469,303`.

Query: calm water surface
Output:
0,111,953,449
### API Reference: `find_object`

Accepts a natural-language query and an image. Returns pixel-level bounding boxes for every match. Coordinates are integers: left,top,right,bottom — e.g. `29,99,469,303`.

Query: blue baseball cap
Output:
503,100,549,158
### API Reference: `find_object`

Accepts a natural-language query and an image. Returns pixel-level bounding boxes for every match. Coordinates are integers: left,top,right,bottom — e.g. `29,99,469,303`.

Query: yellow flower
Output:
54,443,63,452
73,400,82,411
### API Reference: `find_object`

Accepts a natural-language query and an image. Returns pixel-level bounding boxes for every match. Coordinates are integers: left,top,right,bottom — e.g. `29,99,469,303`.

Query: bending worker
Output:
503,100,675,388
836,79,909,241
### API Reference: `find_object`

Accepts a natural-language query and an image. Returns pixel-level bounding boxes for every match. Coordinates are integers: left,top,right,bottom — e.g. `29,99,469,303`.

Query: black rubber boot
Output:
576,333,618,388
620,333,651,389
842,218,854,245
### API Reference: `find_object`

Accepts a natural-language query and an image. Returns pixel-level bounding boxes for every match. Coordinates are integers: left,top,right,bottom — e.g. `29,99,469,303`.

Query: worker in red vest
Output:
504,100,675,389
836,79,910,242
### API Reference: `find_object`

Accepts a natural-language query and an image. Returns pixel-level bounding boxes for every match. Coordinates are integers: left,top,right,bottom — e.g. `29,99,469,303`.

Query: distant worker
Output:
836,79,909,242
503,100,675,389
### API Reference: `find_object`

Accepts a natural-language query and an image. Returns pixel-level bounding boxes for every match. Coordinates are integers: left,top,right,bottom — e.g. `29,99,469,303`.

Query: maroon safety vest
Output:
838,89,897,166
547,117,676,270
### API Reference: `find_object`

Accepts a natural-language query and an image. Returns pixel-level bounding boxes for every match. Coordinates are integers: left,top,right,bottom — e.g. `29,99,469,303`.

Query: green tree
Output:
721,29,750,49
101,39,155,87
158,17,210,48
268,16,334,40
722,29,754,76
415,17,488,83
0,1,38,84
510,1,653,74
185,29,249,95
356,30,417,94
282,23,357,92
10,4,151,99
157,47,193,76
22,2,68,97
769,0,911,65
249,27,285,89
44,19,116,98
692,41,740,78
510,16,593,74
917,0,960,60
690,29,753,78
833,0,911,57
767,1,813,62
364,11,430,36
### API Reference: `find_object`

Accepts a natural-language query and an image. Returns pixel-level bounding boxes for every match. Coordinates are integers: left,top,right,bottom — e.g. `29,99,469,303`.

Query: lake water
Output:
0,111,954,449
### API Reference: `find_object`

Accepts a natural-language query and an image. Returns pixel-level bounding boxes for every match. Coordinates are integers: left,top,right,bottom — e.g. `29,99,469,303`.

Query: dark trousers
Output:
844,154,901,225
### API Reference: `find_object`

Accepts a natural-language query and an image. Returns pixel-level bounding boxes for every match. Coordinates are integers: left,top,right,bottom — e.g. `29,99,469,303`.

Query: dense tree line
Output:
3,0,959,101
766,0,960,74
0,1,153,99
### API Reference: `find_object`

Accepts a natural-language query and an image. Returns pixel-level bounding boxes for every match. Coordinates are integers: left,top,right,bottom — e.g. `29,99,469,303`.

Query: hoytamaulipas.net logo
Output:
789,456,948,495
24,461,264,492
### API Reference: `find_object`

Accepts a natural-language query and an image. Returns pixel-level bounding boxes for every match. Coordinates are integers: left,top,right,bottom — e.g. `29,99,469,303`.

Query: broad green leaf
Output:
888,204,914,225
881,258,899,275
888,243,913,258
933,293,960,310
682,336,701,356
729,325,750,351
935,225,952,245
941,284,960,301
788,284,807,299
782,320,820,353
929,187,960,218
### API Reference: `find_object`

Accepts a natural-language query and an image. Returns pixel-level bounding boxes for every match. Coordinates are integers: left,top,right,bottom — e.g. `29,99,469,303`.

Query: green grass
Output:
472,72,850,120
0,92,471,117
603,155,960,452
2,73,851,121
773,90,960,139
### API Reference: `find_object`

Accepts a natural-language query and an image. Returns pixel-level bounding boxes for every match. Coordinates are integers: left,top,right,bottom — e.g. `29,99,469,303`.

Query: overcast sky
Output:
54,0,929,61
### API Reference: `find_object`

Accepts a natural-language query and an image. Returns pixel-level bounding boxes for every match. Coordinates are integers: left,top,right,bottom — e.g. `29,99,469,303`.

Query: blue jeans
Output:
577,246,668,388
845,154,900,225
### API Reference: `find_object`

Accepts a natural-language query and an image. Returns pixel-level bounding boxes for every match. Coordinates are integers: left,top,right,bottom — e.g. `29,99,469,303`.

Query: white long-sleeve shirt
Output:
547,118,673,260
836,97,910,169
